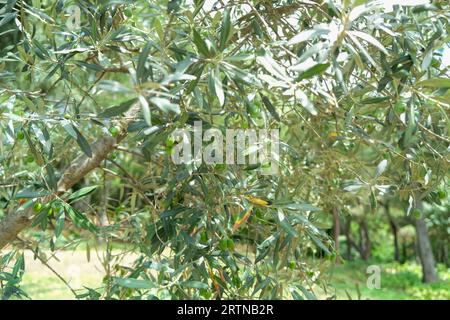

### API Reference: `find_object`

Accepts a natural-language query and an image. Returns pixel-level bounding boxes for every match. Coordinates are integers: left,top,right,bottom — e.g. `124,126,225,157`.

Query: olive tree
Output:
0,0,449,299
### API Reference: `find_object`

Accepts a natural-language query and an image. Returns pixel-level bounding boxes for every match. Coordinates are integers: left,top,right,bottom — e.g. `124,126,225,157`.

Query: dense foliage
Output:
0,0,448,299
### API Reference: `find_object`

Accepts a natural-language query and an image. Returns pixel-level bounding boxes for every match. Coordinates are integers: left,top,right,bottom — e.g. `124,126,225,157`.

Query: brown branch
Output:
0,104,141,250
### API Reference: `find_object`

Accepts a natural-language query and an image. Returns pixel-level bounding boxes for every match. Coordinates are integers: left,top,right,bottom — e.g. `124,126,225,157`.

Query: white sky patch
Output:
441,46,450,68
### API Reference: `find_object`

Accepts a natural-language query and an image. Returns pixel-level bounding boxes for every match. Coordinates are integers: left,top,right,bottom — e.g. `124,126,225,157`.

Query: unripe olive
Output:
214,163,226,171
166,138,174,148
227,239,235,251
16,131,25,140
33,202,43,213
165,138,174,154
26,155,35,163
63,113,71,120
219,239,228,251
438,190,447,200
200,231,208,243
109,126,119,137
200,288,211,298
248,104,259,118
124,8,132,17
289,260,296,269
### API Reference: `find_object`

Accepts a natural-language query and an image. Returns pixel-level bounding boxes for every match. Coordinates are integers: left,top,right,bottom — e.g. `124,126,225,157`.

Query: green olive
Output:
26,155,35,163
33,202,43,213
214,163,226,171
227,239,235,251
124,8,132,17
64,113,72,120
200,231,208,243
109,126,119,137
219,239,228,251
248,104,259,118
17,131,25,140
438,190,447,200
289,260,296,269
166,138,174,148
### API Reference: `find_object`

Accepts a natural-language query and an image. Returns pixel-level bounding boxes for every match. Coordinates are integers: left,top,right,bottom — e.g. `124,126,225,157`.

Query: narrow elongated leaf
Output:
193,0,206,17
287,28,329,46
277,202,321,212
343,180,366,192
181,281,209,289
277,209,298,237
416,78,450,88
15,189,50,199
348,2,383,22
296,63,330,81
46,163,57,191
297,285,317,300
63,203,98,233
0,13,16,29
98,80,131,93
256,52,288,80
150,97,180,114
370,187,377,211
68,186,98,202
114,277,154,289
307,231,331,254
98,98,137,118
295,89,317,116
360,96,390,104
374,159,388,179
291,290,304,300
350,30,389,55
72,126,92,158
193,29,209,56
219,8,231,50
140,95,152,126
212,68,225,107
137,41,153,83
55,211,65,238
74,61,104,72
62,121,78,139
261,95,281,121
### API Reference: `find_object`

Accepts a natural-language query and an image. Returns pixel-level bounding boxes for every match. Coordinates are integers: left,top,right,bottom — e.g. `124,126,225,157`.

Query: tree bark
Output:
0,104,140,250
414,207,439,283
384,204,400,262
343,216,353,260
332,207,341,263
358,220,371,261
443,242,449,268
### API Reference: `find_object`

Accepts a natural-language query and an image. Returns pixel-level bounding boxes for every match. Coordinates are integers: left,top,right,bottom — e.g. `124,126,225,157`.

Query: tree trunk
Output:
443,242,449,268
343,216,354,260
401,243,407,264
332,207,341,264
384,204,400,262
358,220,371,261
391,221,400,262
0,104,140,250
415,213,438,283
